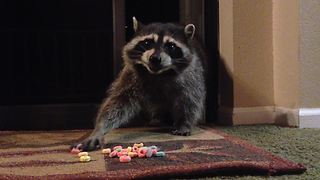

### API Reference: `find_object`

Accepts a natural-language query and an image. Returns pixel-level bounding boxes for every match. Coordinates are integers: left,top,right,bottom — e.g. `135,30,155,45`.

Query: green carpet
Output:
205,125,320,179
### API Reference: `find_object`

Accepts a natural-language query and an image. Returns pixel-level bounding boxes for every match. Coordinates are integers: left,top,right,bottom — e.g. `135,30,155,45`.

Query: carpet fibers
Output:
0,127,306,179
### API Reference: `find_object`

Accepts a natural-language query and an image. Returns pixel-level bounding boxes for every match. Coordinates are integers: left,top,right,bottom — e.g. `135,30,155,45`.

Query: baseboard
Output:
218,106,276,125
218,106,299,126
299,108,320,128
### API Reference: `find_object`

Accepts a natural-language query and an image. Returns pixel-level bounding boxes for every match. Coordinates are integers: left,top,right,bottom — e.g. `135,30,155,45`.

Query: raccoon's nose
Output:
149,55,161,66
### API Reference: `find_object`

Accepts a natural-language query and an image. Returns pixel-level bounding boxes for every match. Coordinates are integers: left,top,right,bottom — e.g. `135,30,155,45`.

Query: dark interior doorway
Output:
0,0,114,130
0,0,218,131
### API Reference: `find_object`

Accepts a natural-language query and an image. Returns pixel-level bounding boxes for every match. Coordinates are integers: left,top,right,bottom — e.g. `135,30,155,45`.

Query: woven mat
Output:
0,127,306,179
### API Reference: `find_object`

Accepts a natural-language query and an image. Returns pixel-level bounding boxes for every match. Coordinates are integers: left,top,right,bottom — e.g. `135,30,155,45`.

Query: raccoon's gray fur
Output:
71,17,207,151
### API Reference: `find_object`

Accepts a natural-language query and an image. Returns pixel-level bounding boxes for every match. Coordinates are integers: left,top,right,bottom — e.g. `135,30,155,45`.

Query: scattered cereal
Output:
73,143,164,163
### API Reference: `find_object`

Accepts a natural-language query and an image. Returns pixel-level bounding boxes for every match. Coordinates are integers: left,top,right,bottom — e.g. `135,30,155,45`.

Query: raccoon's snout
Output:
149,54,161,67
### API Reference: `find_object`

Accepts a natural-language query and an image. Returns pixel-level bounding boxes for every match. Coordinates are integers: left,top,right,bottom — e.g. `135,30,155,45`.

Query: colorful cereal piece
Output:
109,150,118,158
133,143,144,148
121,149,128,153
155,151,165,157
117,151,128,157
145,148,153,158
70,148,81,154
119,155,131,163
102,148,111,154
79,155,91,162
113,146,122,151
132,146,139,152
149,145,157,150
138,148,147,158
128,152,138,158
152,149,158,155
127,146,132,152
78,152,88,157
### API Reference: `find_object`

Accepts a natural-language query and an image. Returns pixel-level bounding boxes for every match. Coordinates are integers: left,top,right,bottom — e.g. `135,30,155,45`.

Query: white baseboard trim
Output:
218,106,299,127
299,108,320,128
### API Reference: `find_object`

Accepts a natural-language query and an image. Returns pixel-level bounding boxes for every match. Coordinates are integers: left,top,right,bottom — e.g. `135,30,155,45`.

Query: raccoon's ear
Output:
133,17,144,32
184,24,196,39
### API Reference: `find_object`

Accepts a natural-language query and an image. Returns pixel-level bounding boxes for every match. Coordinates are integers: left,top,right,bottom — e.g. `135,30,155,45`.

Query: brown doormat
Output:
0,127,306,179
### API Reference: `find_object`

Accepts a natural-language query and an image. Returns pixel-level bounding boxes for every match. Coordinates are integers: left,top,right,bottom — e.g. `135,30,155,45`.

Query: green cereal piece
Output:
155,151,165,157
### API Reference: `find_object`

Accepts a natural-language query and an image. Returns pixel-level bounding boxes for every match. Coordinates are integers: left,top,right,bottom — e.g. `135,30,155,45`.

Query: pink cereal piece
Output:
152,149,158,155
145,148,153,158
119,155,131,163
113,145,122,151
70,148,81,154
132,146,139,152
117,151,128,157
138,148,147,158
121,149,128,153
109,150,118,158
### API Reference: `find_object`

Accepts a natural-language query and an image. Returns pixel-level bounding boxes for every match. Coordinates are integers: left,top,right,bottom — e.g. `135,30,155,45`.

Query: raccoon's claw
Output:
70,136,102,151
171,129,191,136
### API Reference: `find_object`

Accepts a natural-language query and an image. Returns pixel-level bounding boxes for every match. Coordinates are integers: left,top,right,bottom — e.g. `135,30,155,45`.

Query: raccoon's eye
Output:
165,42,177,52
141,39,154,49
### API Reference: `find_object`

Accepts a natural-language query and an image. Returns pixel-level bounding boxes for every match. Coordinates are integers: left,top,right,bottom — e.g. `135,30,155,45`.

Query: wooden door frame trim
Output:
112,0,126,77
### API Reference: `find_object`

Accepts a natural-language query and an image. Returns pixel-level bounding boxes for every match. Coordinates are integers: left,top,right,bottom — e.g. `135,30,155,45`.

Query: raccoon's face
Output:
123,17,196,75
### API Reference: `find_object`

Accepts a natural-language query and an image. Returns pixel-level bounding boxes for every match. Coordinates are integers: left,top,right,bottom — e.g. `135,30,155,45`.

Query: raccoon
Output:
71,17,207,151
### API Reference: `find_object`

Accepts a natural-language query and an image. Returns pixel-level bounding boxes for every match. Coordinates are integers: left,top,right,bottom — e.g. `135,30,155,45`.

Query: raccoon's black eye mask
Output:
137,38,155,51
164,42,183,59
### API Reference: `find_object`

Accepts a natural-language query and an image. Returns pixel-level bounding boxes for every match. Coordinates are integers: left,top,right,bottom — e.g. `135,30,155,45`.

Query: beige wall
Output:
300,0,320,108
218,0,320,126
219,0,274,108
273,0,300,108
233,0,274,107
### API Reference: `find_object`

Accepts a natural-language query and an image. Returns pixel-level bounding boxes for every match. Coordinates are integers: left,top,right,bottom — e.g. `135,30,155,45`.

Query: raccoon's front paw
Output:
171,126,191,136
70,136,103,151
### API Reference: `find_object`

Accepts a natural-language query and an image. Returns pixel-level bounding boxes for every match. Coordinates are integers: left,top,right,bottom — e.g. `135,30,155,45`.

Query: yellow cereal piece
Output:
79,155,91,162
127,146,132,152
128,152,138,158
78,152,89,157
102,148,111,154
133,143,144,148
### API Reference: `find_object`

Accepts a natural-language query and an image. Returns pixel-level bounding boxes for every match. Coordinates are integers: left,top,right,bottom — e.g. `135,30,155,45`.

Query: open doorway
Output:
0,0,218,130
